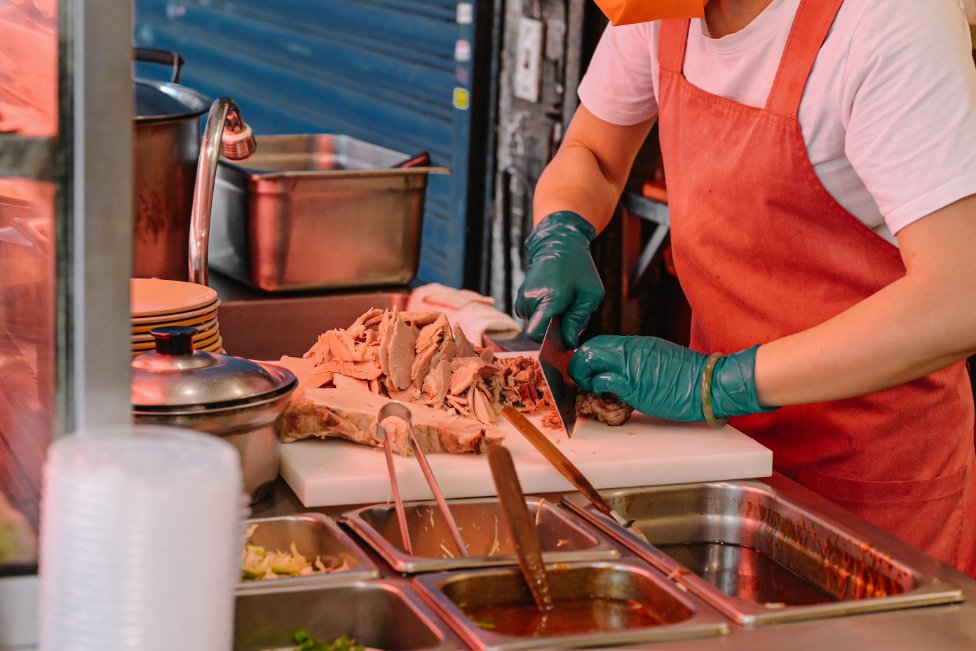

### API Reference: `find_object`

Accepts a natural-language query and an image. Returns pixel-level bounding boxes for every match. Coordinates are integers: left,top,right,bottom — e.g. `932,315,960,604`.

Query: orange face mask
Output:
594,0,709,25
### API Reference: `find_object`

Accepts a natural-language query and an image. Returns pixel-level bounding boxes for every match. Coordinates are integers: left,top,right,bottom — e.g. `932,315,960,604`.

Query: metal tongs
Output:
376,401,468,557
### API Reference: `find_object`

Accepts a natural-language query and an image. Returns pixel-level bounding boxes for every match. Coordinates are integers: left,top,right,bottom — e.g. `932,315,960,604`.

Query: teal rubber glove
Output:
568,335,775,422
514,211,604,347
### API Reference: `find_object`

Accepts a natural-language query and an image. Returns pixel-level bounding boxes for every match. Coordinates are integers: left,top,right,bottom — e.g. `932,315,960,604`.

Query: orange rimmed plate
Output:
130,278,219,318
131,300,220,328
198,335,224,353
131,316,219,341
131,327,221,353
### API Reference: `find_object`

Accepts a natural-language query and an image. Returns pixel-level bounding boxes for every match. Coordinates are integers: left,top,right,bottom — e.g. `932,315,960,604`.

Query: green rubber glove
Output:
567,335,775,422
514,211,604,347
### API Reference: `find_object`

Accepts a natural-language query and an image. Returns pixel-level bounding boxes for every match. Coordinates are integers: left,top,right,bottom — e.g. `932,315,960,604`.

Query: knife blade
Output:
539,316,578,436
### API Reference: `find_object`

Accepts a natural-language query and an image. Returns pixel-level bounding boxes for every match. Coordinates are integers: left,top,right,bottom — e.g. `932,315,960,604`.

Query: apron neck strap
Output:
766,0,845,119
657,0,845,120
658,19,691,75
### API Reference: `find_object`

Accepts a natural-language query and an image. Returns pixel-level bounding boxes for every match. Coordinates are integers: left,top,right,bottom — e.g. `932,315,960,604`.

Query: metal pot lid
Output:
134,79,209,123
131,325,295,410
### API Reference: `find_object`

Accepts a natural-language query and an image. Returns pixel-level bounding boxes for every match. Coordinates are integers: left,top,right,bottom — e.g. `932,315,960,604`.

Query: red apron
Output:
657,0,976,575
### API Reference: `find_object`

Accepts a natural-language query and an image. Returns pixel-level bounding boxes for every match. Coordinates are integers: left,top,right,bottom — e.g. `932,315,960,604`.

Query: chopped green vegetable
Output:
241,536,350,581
471,617,496,629
291,629,364,651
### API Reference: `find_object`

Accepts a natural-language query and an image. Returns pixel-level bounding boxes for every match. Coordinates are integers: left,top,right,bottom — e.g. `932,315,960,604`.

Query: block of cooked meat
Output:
576,392,635,427
276,307,635,456
278,387,506,455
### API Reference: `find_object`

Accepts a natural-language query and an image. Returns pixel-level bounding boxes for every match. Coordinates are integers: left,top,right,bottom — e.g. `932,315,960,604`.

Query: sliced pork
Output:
276,308,634,456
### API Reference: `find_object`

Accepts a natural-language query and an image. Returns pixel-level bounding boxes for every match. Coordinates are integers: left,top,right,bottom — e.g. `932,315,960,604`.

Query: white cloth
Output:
577,0,976,243
407,283,521,346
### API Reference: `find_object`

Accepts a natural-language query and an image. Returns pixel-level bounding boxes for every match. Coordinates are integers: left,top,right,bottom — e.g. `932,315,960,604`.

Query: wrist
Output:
709,345,778,420
527,211,597,256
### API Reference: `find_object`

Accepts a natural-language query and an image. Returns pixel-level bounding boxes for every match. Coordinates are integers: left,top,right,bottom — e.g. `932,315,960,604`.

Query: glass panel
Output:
0,0,58,138
0,0,59,572
0,180,53,570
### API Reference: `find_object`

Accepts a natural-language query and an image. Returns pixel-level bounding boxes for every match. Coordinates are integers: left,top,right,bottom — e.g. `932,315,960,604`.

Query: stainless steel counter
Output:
250,474,976,651
213,281,976,649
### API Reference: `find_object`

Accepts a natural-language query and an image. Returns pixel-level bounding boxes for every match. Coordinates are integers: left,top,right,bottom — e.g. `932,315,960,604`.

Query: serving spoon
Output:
487,444,554,613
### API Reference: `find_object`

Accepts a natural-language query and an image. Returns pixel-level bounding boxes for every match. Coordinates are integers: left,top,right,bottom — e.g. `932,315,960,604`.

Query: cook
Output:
516,0,976,576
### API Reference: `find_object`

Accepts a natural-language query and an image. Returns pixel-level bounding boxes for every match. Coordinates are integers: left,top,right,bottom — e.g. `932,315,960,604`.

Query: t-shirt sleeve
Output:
577,22,659,126
842,0,976,234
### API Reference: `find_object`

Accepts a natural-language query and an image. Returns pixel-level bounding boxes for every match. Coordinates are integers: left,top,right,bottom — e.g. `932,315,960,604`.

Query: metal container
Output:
131,326,298,503
343,496,619,574
211,275,410,360
562,478,965,626
234,579,464,650
239,514,379,591
208,134,432,292
412,560,729,650
133,49,209,281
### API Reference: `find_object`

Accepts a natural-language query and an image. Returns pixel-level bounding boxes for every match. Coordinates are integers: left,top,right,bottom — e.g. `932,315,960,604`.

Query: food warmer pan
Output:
238,513,379,592
562,477,964,626
235,578,464,650
412,559,729,650
343,496,619,574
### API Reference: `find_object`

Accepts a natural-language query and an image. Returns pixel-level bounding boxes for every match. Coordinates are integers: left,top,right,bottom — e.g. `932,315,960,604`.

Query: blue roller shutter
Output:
134,0,496,287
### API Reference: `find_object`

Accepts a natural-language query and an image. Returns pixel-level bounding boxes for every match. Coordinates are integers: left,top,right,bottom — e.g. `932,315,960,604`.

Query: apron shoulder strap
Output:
658,19,691,75
766,0,845,119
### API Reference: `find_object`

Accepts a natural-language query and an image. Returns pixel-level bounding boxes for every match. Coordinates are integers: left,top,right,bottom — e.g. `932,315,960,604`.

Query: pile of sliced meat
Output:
276,308,553,455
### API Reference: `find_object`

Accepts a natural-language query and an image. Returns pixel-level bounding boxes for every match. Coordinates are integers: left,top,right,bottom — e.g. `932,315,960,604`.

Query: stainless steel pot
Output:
131,325,298,503
133,49,209,281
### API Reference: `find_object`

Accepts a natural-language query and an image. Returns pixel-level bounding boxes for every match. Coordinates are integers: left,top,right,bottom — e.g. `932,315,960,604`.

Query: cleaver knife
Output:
539,316,578,436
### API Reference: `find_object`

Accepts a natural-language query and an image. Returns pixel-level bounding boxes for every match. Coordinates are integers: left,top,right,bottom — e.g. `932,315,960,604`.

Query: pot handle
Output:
393,151,431,169
134,47,185,84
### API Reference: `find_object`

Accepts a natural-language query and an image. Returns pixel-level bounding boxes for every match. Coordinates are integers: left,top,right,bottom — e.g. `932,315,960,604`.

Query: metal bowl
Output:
132,327,298,502
133,384,295,503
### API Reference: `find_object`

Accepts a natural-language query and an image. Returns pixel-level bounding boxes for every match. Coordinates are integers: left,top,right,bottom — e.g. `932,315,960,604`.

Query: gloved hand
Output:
568,335,775,422
514,211,604,347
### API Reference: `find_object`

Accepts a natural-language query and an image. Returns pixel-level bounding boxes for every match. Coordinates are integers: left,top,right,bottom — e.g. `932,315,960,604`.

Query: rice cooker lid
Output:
130,326,296,410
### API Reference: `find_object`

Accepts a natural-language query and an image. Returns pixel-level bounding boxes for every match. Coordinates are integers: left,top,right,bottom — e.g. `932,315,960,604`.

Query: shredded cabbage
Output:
241,530,350,581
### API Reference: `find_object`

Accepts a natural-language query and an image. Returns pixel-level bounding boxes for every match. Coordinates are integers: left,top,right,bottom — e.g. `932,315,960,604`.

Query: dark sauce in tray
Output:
659,542,838,606
462,597,663,637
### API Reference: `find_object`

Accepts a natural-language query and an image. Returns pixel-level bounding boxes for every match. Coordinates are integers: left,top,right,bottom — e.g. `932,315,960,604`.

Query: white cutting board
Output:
279,411,773,508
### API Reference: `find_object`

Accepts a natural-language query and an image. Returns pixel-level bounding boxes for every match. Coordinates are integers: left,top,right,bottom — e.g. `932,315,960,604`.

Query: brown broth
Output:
462,596,663,637
659,542,837,606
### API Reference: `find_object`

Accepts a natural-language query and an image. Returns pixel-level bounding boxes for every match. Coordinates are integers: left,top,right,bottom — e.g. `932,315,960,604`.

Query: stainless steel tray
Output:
211,276,410,360
562,477,964,626
238,513,379,591
235,578,464,650
210,134,433,293
343,496,619,574
411,559,729,650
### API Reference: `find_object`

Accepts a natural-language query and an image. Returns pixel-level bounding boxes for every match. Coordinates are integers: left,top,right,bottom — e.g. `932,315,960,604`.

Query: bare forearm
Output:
531,105,655,229
533,143,622,230
756,279,976,405
755,196,976,406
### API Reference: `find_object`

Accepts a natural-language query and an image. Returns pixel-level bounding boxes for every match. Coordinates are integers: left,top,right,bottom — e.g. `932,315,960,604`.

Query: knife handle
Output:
501,406,618,521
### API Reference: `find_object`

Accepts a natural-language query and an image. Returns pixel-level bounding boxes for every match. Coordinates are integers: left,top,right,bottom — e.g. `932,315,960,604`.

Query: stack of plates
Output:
131,278,223,356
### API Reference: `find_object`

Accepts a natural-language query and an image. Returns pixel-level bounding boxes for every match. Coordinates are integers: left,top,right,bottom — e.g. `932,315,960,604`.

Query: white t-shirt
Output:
577,0,976,242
